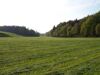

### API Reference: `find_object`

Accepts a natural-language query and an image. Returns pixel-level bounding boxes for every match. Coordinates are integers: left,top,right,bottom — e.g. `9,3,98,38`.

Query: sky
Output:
0,0,100,33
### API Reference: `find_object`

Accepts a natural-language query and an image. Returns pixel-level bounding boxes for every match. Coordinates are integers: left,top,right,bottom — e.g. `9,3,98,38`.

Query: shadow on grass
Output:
46,71,64,75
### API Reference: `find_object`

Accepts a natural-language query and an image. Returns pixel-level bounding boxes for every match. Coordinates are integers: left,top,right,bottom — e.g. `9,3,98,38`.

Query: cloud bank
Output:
0,0,100,33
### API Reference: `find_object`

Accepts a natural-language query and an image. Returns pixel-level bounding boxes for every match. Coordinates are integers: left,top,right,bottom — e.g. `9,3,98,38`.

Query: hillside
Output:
0,26,40,37
0,31,20,37
46,11,100,37
0,37,100,75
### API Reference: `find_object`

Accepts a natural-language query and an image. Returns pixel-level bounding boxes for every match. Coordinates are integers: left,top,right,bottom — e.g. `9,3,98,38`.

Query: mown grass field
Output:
0,37,100,75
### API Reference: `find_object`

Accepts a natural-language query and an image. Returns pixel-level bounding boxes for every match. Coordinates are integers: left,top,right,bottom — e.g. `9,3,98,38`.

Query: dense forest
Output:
0,26,40,36
46,11,100,37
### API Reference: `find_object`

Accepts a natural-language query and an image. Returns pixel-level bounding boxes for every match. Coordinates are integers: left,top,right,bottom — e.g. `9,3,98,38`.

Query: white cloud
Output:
0,0,99,33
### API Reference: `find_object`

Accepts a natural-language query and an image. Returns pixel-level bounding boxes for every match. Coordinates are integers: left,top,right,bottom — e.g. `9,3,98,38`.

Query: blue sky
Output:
64,0,100,19
0,0,100,33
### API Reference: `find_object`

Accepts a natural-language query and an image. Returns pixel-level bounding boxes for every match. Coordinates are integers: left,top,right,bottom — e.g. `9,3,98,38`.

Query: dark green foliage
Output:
81,12,100,37
46,20,81,37
47,11,100,37
0,26,40,37
95,24,100,36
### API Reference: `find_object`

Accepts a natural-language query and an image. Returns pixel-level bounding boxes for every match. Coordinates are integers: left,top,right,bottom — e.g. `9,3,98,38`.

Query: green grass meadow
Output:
0,31,21,37
0,37,100,75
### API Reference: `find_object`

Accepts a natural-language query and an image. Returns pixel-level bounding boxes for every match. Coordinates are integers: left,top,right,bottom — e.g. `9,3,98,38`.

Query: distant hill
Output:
0,31,20,37
0,26,40,37
46,11,100,37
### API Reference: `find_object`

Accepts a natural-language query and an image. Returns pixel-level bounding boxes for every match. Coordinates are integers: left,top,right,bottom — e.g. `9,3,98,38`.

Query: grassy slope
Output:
0,37,100,75
0,31,21,37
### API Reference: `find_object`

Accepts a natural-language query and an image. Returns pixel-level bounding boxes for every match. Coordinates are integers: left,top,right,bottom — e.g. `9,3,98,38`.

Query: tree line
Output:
46,11,100,37
0,26,40,36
